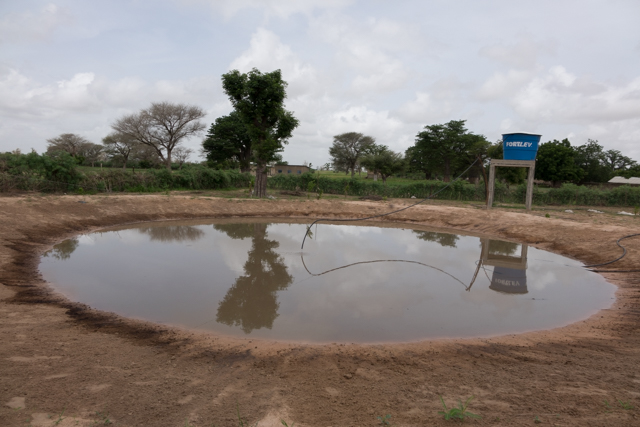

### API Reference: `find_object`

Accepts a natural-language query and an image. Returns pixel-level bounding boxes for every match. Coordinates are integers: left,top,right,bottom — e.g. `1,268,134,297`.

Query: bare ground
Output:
1,193,639,426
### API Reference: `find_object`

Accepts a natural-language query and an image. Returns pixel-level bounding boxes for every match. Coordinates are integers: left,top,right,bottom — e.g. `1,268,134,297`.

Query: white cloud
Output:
393,77,468,124
2,0,640,165
229,28,320,98
512,66,640,123
308,13,420,96
479,37,556,69
0,3,72,44
0,67,228,155
476,69,536,101
184,0,353,19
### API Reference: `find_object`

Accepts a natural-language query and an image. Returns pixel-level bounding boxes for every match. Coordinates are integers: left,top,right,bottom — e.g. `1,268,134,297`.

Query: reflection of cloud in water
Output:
528,269,555,292
138,225,205,242
295,265,433,320
77,234,95,246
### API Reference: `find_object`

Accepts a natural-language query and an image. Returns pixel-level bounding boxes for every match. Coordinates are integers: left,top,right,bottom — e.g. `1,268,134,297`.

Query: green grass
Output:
92,411,113,425
618,399,634,410
376,414,393,425
236,402,258,427
438,395,481,421
315,170,423,184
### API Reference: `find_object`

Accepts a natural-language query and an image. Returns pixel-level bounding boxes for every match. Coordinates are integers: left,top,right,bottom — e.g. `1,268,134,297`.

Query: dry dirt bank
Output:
1,194,639,427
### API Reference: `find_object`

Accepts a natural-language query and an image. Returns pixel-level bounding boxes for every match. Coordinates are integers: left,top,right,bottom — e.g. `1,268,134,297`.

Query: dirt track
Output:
1,194,639,426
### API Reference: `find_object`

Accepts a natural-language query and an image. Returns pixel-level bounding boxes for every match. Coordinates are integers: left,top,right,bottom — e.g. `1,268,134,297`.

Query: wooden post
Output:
525,162,535,210
487,163,496,209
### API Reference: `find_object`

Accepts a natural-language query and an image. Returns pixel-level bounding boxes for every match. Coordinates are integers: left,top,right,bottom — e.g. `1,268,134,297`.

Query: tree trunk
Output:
166,150,172,171
443,159,451,182
254,163,268,197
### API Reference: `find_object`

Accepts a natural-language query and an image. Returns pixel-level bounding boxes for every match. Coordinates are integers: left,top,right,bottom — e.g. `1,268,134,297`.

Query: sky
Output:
1,0,639,165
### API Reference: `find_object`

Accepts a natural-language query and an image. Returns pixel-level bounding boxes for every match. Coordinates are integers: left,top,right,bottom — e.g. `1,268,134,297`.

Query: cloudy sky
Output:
1,0,639,165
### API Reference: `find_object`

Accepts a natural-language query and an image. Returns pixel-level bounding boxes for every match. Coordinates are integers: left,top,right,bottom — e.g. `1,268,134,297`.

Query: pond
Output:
39,219,615,343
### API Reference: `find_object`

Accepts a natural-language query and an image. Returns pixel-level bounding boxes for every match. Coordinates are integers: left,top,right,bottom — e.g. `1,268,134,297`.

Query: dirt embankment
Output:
1,194,640,426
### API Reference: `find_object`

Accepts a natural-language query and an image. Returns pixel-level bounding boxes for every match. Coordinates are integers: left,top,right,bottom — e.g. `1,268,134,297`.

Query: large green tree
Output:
360,144,405,183
329,132,375,177
405,144,436,179
201,111,252,172
222,68,299,198
603,149,636,173
535,139,583,187
573,139,609,183
411,120,482,182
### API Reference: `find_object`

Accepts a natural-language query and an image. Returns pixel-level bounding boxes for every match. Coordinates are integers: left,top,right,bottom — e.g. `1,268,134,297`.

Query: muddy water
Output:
39,219,615,343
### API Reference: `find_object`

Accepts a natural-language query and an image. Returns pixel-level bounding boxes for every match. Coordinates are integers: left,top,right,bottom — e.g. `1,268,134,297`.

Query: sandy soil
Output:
1,193,639,426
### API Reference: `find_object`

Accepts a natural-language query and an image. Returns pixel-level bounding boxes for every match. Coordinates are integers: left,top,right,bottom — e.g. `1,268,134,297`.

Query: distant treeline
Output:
269,173,640,207
4,151,640,206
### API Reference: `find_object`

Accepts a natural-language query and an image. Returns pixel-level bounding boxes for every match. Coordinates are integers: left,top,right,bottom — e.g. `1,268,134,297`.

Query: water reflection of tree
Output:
216,223,292,334
412,230,459,248
44,238,79,260
486,240,519,256
138,225,204,242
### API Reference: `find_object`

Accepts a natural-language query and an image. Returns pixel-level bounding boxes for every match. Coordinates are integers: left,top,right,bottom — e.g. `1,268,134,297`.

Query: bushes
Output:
268,173,486,200
0,152,251,193
268,173,640,207
0,151,81,192
534,183,640,206
81,167,251,192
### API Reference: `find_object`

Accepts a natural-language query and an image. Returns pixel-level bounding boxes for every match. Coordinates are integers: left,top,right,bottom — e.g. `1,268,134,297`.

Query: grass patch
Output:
438,395,481,421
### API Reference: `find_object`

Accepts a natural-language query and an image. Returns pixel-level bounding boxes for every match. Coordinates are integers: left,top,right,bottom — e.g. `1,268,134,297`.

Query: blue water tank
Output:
502,132,541,161
489,267,528,294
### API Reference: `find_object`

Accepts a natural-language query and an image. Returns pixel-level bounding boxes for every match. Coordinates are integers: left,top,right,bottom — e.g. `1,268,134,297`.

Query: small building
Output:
608,176,640,186
270,165,310,176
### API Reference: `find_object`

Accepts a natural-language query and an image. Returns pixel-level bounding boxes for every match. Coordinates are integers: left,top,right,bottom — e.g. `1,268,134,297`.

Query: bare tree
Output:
78,143,104,167
46,133,92,158
329,132,375,178
103,132,139,169
112,102,206,171
173,146,193,170
132,144,162,168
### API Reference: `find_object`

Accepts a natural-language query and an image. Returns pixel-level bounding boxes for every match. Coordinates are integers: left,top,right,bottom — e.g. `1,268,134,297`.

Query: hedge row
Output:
268,173,640,207
81,167,251,192
0,166,252,193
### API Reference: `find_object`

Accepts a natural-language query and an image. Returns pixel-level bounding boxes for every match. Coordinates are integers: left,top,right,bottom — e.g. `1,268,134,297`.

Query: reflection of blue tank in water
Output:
490,266,528,294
